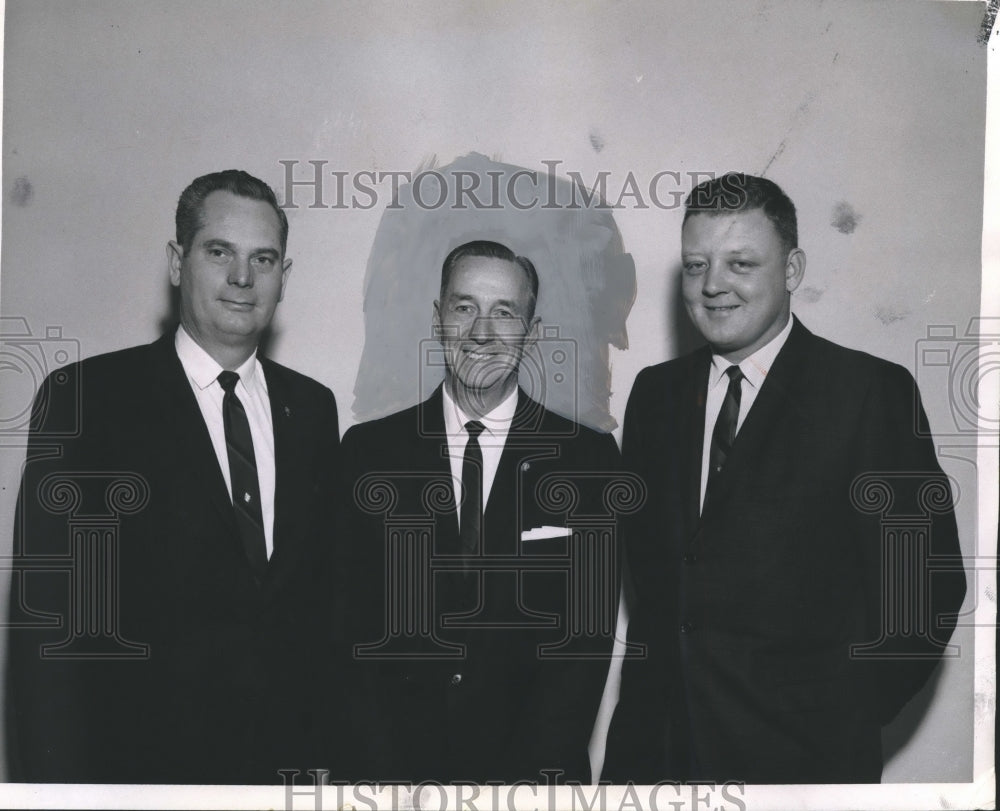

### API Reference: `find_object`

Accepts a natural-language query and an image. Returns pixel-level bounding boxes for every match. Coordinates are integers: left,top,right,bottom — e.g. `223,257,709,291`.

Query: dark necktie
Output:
217,371,267,575
706,365,744,503
459,421,486,563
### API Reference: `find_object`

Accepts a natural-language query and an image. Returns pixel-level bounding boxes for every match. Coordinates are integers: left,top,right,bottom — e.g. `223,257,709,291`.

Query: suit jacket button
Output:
450,673,463,685
680,622,693,634
683,553,697,564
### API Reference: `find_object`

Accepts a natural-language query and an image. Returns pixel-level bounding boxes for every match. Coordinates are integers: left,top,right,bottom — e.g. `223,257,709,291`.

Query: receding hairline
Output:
682,171,798,254
439,240,539,311
441,254,538,310
195,190,287,243
175,169,288,256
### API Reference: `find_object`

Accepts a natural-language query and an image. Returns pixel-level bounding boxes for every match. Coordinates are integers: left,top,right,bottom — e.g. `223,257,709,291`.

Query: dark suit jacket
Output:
6,332,341,784
604,318,966,784
339,387,623,784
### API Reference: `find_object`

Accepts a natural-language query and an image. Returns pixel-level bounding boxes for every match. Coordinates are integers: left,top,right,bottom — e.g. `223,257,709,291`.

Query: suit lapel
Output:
484,390,558,555
148,334,237,533
701,318,812,512
683,349,711,530
418,388,462,554
487,388,532,519
261,360,299,587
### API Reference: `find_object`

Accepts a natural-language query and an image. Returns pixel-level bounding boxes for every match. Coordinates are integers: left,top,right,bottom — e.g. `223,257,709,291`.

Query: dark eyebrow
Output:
200,239,280,259
201,238,236,251
251,247,281,259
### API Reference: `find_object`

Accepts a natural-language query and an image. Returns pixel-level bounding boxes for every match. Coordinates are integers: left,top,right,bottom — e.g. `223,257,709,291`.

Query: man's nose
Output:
228,258,254,288
469,316,497,343
701,262,726,296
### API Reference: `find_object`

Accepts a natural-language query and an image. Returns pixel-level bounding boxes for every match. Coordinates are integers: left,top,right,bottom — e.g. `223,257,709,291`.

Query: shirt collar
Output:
708,314,794,391
174,326,260,391
442,384,519,442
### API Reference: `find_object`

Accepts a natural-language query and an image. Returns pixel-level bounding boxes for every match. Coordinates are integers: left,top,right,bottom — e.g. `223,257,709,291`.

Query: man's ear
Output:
278,258,292,302
523,315,542,350
167,241,184,287
785,248,806,293
432,300,442,338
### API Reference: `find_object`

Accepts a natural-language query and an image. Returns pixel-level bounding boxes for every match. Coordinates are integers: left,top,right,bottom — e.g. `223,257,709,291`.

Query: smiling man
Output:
339,240,621,783
604,173,966,784
7,170,341,783
433,249,541,419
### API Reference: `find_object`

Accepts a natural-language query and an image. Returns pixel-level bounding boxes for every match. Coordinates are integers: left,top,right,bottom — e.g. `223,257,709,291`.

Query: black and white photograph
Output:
0,1,994,809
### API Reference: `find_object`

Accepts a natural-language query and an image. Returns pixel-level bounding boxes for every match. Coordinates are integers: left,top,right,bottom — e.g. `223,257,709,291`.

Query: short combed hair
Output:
440,240,539,307
175,169,288,255
683,172,798,253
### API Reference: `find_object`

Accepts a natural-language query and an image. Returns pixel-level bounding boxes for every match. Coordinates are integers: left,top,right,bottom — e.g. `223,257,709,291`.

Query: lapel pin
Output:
283,405,291,417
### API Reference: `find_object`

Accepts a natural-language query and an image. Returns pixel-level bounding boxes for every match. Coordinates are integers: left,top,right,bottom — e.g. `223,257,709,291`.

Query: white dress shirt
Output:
442,385,519,528
175,327,276,558
699,316,794,512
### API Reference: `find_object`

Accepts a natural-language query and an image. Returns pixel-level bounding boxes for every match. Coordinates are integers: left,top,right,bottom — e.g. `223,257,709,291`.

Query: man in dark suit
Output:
340,240,623,784
604,173,966,784
6,170,341,783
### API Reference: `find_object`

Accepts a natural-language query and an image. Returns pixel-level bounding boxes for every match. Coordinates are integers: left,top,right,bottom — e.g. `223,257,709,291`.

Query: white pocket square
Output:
521,526,572,541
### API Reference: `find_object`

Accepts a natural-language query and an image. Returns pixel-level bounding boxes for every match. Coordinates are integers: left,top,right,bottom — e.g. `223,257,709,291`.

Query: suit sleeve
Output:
289,383,344,774
508,429,623,783
320,423,390,780
851,363,966,725
602,367,674,783
5,364,121,781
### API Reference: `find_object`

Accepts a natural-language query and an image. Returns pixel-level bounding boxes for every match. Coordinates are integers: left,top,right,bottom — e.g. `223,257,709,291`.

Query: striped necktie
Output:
706,365,744,504
218,371,267,575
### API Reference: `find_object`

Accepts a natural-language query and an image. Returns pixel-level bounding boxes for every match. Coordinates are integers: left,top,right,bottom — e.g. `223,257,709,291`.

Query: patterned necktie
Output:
217,371,267,575
459,420,486,563
706,365,744,503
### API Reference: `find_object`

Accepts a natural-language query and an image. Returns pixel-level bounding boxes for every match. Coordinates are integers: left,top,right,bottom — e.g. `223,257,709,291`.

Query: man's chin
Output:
696,325,746,354
216,317,263,339
450,369,518,404
454,360,516,388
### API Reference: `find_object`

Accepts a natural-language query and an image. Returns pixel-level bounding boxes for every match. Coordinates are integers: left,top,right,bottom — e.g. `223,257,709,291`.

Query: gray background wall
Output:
0,0,988,790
